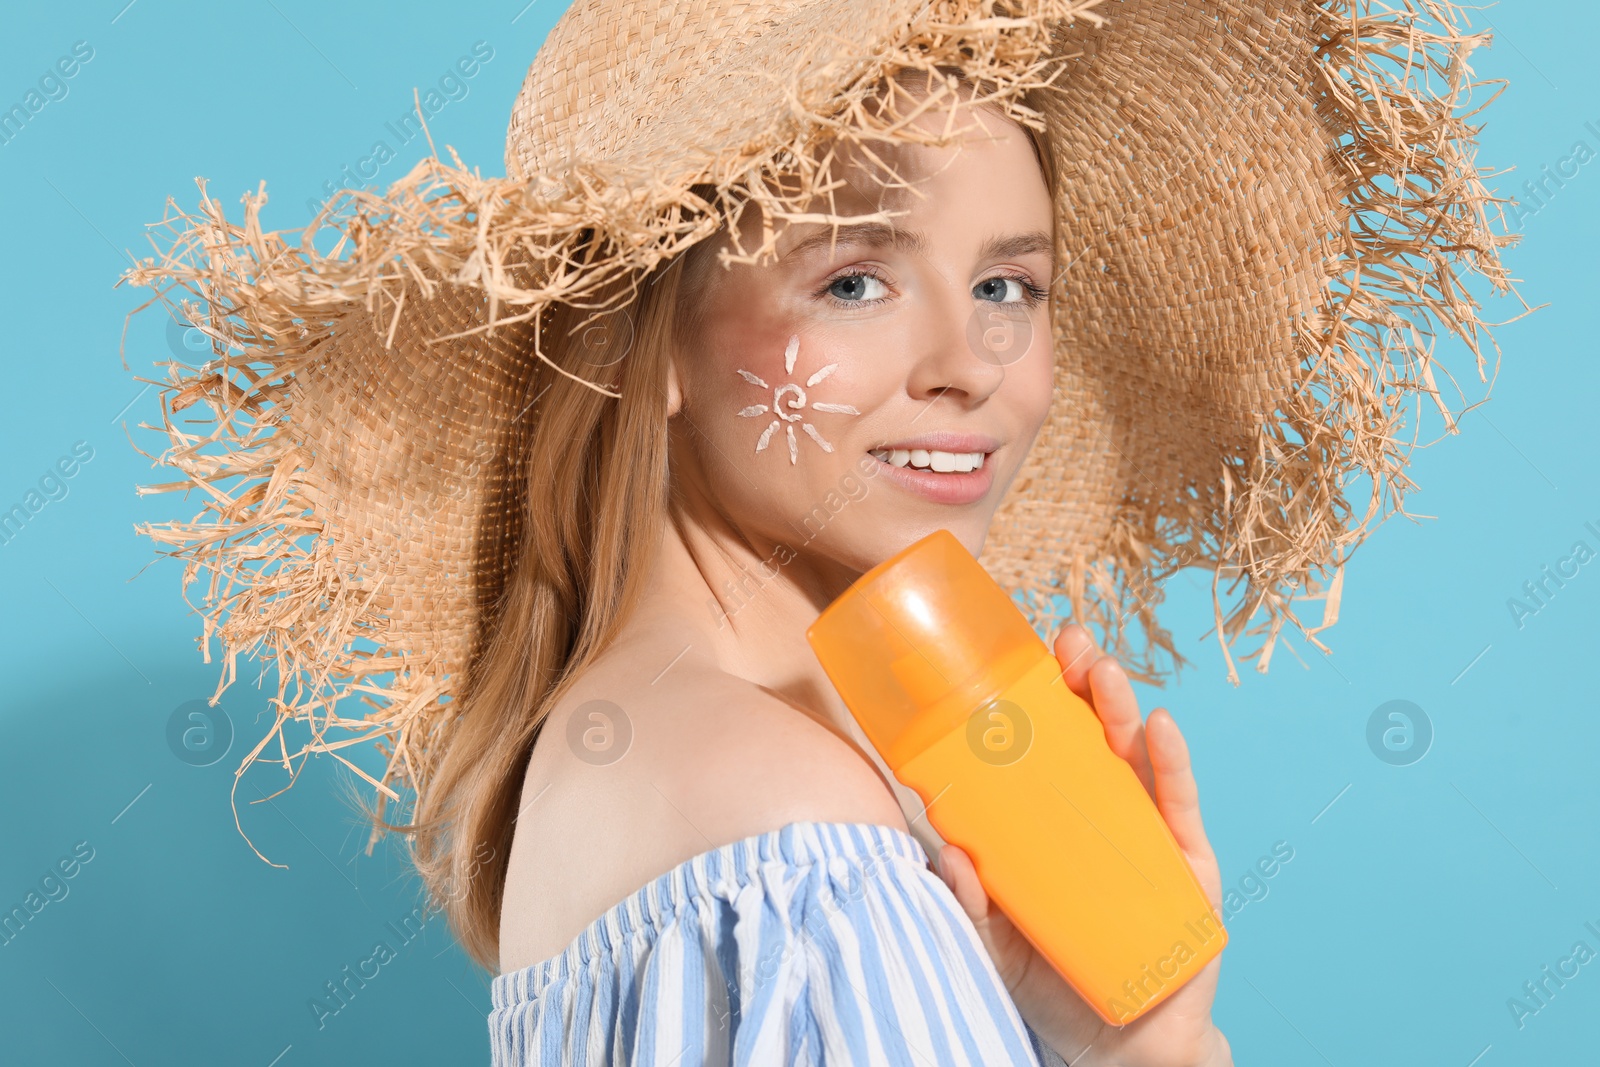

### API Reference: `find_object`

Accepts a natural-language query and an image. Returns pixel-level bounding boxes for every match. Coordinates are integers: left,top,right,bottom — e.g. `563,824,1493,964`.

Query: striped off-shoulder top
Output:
489,819,1069,1065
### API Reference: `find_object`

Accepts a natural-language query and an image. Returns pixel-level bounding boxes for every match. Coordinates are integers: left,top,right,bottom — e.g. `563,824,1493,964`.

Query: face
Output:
666,96,1055,585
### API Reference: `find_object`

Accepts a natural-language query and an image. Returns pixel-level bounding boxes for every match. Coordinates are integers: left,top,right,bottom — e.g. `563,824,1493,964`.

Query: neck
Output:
622,478,862,734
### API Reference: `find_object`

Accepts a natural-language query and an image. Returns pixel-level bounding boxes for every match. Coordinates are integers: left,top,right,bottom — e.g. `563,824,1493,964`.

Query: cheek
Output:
1003,324,1055,423
692,311,793,415
699,322,885,429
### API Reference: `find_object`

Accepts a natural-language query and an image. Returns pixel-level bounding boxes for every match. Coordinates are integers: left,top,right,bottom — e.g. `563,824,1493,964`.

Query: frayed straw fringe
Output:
116,0,1532,863
1185,0,1538,683
1020,0,1539,687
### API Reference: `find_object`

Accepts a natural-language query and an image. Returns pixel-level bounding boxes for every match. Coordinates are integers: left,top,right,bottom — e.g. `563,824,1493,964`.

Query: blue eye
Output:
826,273,890,302
819,269,1045,307
972,275,1049,303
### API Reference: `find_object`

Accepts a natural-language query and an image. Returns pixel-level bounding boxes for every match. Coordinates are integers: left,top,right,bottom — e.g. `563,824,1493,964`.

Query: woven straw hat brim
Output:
118,0,1525,853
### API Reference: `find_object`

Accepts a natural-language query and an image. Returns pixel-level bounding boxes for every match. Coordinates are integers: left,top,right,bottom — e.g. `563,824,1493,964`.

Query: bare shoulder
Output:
497,639,908,974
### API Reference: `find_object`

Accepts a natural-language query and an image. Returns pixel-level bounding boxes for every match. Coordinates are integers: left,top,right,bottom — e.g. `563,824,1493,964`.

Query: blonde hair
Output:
402,84,1058,970
401,245,704,968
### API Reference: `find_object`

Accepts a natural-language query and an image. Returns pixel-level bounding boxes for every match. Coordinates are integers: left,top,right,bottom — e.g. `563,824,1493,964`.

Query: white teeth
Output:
869,448,987,472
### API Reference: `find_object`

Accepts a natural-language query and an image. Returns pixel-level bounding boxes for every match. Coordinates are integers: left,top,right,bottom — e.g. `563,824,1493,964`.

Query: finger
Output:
936,843,990,925
1146,708,1222,905
1052,623,1100,703
1088,655,1153,795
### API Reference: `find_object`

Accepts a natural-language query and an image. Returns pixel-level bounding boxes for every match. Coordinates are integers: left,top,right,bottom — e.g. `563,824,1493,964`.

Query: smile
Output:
867,447,986,473
865,446,997,505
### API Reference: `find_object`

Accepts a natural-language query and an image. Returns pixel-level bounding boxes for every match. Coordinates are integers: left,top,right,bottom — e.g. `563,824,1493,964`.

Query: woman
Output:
489,76,1231,1064
119,0,1516,1063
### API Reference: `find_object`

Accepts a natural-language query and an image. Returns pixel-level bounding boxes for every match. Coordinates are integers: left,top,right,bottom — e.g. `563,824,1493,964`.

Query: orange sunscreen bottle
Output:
806,528,1224,1025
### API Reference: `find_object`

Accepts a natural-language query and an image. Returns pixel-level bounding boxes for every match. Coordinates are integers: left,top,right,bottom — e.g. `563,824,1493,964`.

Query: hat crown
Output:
505,0,922,181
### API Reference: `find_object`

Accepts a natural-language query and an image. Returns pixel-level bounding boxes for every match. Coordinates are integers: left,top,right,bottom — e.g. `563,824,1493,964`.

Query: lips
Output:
870,432,1001,454
866,443,997,505
868,447,987,473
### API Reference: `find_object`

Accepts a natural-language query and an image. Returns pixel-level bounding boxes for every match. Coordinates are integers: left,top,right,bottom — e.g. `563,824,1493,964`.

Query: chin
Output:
769,453,998,578
839,514,992,576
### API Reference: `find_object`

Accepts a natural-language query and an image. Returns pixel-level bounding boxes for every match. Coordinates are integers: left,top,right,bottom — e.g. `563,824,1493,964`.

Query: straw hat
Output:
118,0,1524,847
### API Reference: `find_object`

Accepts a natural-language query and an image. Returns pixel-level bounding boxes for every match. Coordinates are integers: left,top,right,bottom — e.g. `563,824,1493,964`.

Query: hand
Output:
935,623,1232,1066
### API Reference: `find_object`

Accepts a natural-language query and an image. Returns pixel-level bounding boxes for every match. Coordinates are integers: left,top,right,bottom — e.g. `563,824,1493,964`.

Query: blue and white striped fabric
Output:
489,820,1070,1065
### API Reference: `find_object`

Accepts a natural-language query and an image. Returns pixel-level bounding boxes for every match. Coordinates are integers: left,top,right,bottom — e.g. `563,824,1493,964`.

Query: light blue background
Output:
0,1,1593,1064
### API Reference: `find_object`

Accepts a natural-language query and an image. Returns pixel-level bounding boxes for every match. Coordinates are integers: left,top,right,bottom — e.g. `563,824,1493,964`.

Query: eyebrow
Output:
781,223,1055,267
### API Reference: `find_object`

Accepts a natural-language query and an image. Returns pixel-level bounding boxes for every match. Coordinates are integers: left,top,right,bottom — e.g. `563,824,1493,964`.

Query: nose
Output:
903,287,1009,406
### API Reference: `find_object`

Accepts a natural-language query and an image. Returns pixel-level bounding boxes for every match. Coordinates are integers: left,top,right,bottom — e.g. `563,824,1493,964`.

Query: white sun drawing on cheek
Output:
735,334,860,464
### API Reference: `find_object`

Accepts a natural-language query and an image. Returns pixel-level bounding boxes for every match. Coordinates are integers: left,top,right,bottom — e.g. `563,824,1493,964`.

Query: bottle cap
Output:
806,528,1048,768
